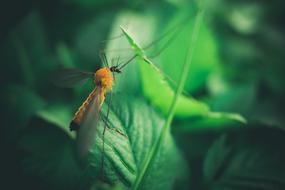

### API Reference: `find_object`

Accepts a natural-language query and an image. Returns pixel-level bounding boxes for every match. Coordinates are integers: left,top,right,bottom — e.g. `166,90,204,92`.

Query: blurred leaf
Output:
18,118,84,190
2,11,61,93
56,42,76,68
0,85,45,141
84,96,185,189
208,82,285,128
131,9,206,189
90,182,126,190
36,104,74,135
121,26,209,117
177,112,246,133
69,0,122,7
209,84,256,115
120,27,147,59
121,26,245,129
139,59,209,117
157,11,220,93
3,1,285,190
250,96,285,128
204,126,285,190
105,12,159,95
0,86,46,190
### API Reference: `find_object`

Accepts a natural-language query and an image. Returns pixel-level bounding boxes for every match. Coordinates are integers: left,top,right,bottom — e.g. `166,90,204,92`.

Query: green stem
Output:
132,9,205,190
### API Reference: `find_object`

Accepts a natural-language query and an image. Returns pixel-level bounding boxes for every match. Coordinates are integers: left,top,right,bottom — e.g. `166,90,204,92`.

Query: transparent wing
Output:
76,87,102,159
51,68,94,88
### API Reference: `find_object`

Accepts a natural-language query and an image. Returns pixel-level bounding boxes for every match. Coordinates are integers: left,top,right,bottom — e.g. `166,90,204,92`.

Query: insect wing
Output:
76,87,102,158
51,68,93,88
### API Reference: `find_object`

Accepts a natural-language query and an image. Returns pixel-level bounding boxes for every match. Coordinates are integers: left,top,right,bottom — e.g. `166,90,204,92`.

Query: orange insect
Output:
70,67,115,131
52,17,189,159
53,54,124,159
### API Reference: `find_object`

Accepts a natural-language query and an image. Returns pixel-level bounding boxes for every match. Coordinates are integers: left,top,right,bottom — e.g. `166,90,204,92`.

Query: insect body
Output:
70,67,114,131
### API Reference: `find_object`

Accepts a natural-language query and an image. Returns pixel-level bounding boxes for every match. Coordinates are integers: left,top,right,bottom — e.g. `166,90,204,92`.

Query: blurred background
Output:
1,0,285,189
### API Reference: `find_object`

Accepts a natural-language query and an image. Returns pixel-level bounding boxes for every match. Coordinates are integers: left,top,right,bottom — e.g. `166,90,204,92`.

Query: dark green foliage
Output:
204,127,285,190
1,0,285,189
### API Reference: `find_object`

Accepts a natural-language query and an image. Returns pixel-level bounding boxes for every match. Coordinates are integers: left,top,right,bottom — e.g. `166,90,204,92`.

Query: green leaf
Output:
139,60,246,125
15,88,184,189
209,82,285,128
177,112,246,133
120,27,145,59
69,0,122,7
36,104,74,136
21,95,185,189
104,12,158,95
120,26,161,70
156,10,221,93
139,59,209,118
120,26,209,118
18,117,85,190
0,85,45,141
125,9,204,189
209,84,256,115
82,96,185,189
204,126,285,190
120,26,246,127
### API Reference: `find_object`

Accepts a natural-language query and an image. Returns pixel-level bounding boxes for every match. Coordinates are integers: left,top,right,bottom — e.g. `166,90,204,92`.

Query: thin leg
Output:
100,113,127,137
116,56,120,67
99,50,106,67
99,50,110,68
112,72,116,83
118,54,137,70
100,91,113,178
102,51,110,68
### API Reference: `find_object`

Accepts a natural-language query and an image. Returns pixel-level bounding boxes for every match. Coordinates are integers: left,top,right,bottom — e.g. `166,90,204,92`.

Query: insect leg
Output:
99,50,109,68
118,54,137,70
100,91,112,178
99,112,127,137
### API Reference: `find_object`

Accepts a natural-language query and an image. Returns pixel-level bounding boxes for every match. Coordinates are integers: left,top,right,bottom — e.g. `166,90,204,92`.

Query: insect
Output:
69,65,121,132
52,53,127,161
52,15,191,169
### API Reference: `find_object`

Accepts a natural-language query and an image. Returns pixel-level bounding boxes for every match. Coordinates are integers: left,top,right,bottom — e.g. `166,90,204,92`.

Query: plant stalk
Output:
132,9,205,190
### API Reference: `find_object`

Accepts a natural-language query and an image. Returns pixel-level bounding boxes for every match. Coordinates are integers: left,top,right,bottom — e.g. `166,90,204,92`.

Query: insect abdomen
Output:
70,87,100,131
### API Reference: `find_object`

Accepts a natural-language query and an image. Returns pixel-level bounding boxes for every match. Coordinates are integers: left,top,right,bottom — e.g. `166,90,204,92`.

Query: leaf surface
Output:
19,96,185,190
204,127,285,190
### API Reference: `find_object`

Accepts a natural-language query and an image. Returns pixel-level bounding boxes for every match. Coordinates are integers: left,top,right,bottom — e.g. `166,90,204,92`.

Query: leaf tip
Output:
120,26,127,34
